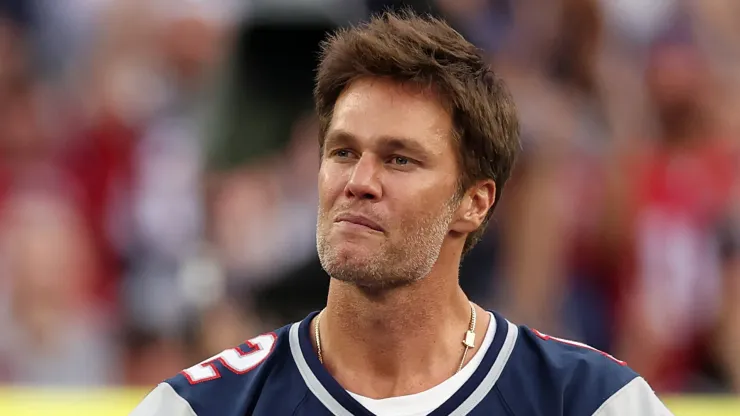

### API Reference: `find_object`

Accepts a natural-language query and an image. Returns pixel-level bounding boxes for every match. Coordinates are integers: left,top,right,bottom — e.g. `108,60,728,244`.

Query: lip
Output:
334,214,384,232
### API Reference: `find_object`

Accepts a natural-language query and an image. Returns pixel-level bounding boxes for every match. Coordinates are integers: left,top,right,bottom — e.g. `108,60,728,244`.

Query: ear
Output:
450,180,496,234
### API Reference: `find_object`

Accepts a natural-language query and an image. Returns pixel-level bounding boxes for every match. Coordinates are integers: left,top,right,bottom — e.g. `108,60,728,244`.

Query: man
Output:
131,10,672,416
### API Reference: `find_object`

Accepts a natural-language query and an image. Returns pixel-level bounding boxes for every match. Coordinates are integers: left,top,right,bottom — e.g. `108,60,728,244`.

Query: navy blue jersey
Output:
130,311,672,415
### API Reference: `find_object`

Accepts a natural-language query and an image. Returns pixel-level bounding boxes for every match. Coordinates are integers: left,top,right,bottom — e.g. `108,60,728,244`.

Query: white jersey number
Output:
182,333,277,384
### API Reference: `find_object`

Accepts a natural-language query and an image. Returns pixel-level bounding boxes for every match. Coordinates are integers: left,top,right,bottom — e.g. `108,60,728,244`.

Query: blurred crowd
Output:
0,0,739,395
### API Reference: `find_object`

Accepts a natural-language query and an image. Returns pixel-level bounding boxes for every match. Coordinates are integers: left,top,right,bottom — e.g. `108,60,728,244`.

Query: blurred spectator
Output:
489,0,613,340
715,171,740,393
209,114,328,324
211,115,319,282
0,186,119,385
598,33,739,393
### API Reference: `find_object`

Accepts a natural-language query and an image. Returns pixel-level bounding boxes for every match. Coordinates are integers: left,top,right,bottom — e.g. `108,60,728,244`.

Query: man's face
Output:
316,77,461,288
648,44,706,115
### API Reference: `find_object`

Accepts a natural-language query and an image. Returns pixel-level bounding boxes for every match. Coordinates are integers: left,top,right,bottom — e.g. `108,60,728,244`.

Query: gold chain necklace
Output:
315,302,477,373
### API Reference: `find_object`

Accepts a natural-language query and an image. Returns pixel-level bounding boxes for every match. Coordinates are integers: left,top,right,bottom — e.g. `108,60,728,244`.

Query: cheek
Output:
418,186,457,218
389,188,445,223
318,165,344,207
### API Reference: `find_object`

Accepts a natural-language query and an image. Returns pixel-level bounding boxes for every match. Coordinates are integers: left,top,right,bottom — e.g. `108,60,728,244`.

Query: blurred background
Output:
0,0,739,410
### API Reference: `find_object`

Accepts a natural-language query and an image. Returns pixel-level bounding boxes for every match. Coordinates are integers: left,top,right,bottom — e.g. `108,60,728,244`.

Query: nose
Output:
345,154,382,201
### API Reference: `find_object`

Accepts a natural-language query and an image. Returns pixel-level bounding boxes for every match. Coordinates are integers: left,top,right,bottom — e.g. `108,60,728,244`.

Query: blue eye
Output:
333,149,351,158
392,156,409,165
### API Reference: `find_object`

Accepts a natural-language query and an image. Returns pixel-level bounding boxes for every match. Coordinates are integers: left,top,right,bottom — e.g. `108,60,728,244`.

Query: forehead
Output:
328,77,454,152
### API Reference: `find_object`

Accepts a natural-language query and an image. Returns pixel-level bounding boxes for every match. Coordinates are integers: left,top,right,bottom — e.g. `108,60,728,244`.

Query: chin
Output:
325,242,377,268
318,245,425,290
328,231,381,254
319,242,377,277
327,265,414,290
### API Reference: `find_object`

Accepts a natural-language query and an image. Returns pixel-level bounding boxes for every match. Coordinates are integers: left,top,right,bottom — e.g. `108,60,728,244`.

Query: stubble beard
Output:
316,201,456,290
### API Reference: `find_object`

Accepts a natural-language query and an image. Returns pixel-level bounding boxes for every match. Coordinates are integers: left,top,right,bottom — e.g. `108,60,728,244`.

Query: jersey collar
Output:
288,309,519,415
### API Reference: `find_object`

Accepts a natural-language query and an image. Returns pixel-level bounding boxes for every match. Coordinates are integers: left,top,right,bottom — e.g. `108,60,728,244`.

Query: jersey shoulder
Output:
498,325,640,415
131,322,305,416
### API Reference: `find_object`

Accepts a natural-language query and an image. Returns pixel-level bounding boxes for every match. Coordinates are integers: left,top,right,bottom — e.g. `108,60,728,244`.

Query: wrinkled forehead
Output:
327,77,455,152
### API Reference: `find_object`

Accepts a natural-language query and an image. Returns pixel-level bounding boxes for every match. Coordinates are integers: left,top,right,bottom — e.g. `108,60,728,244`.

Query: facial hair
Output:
316,198,457,289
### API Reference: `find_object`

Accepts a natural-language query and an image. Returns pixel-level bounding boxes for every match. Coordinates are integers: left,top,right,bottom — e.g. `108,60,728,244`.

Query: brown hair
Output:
314,9,520,253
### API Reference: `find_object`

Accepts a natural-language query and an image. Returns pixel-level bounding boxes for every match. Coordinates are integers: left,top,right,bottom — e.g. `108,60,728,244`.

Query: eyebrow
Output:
324,129,432,159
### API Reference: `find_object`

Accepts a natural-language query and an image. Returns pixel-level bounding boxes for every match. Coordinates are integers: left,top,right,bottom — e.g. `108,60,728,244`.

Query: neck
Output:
315,246,490,398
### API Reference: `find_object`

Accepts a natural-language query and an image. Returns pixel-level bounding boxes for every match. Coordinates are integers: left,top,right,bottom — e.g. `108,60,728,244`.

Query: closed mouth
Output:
334,214,384,232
